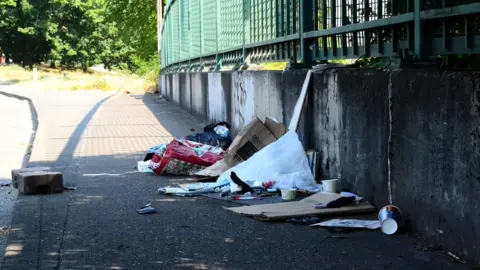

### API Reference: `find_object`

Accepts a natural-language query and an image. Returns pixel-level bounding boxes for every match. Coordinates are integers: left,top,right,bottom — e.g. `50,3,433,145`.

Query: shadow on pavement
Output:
0,80,21,86
138,94,206,137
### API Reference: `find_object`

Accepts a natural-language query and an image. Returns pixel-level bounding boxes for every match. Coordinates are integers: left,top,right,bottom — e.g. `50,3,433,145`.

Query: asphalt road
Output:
0,86,469,269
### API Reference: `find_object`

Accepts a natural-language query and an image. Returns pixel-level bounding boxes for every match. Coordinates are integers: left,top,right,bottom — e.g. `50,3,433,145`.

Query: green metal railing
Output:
161,0,480,72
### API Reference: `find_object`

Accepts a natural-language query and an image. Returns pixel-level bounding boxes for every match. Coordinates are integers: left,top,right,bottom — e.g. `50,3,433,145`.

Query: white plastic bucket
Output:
322,179,338,193
281,189,297,200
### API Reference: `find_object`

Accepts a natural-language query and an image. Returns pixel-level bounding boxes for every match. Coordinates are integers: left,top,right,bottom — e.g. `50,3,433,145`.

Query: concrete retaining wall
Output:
391,71,480,262
160,69,480,265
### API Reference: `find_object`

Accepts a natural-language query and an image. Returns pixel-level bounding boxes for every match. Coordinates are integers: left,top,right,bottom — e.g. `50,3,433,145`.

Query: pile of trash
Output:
139,116,400,233
140,122,232,176
140,117,322,193
139,70,405,236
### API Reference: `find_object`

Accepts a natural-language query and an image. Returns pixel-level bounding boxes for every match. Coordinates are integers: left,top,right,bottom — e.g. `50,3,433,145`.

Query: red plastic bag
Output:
151,139,225,176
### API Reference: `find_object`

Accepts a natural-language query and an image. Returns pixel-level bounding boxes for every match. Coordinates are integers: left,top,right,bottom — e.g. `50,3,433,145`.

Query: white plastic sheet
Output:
216,131,320,192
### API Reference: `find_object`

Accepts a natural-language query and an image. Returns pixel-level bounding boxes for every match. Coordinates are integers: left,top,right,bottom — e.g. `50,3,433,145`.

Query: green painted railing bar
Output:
161,0,480,72
303,13,414,38
414,0,423,58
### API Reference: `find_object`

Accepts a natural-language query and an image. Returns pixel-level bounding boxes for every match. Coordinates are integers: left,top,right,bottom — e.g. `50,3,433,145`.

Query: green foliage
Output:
133,55,160,83
47,0,134,71
89,77,112,91
0,0,135,70
105,0,160,80
0,0,53,66
105,0,158,62
0,0,160,77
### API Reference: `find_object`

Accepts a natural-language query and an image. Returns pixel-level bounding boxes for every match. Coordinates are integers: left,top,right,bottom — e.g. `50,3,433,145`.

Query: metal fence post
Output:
215,0,220,70
243,0,247,65
414,0,423,58
300,0,314,66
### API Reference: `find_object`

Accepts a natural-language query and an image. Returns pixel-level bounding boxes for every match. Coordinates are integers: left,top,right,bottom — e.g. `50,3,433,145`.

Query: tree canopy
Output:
106,0,158,62
0,0,159,72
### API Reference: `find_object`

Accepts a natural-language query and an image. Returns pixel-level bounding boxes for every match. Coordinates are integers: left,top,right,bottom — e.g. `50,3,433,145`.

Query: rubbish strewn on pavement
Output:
447,252,466,264
226,192,376,221
183,122,232,150
216,131,321,193
157,182,229,196
280,189,297,200
141,122,233,176
194,117,283,178
322,179,338,193
378,205,403,235
137,161,154,173
310,219,381,230
144,114,387,234
137,203,157,214
287,216,323,225
288,70,312,131
150,139,225,175
306,150,320,180
314,192,363,209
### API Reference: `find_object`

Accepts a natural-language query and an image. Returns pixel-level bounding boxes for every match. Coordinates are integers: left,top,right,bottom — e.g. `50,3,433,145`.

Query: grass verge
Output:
0,65,157,93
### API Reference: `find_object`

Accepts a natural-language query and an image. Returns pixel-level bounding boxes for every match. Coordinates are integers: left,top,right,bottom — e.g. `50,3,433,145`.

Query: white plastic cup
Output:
281,189,297,200
378,205,403,235
322,179,338,193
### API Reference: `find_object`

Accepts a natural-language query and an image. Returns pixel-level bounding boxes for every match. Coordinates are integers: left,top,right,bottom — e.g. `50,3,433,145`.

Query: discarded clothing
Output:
314,196,356,209
183,122,232,150
144,143,167,161
150,139,225,176
184,132,231,150
204,122,231,132
230,172,254,194
314,192,363,209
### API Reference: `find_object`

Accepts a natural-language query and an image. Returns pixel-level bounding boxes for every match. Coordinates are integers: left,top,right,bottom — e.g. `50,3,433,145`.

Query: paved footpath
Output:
0,91,32,268
0,86,469,269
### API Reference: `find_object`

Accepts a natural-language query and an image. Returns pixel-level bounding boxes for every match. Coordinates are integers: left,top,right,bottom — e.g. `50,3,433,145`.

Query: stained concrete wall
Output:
390,71,480,263
171,73,180,105
160,69,480,265
191,73,208,118
311,69,390,207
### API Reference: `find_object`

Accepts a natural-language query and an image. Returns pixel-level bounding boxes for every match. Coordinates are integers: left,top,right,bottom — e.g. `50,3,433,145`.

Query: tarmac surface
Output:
0,85,470,269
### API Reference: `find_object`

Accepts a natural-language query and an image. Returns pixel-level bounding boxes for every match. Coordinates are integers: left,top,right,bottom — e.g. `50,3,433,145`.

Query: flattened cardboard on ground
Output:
226,192,376,221
194,117,285,177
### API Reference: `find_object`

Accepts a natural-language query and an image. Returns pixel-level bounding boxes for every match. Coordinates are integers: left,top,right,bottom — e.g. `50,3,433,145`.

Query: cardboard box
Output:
194,117,286,177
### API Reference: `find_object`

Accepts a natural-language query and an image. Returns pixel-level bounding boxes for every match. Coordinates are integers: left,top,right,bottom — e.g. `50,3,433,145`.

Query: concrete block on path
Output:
11,167,51,189
17,171,63,195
